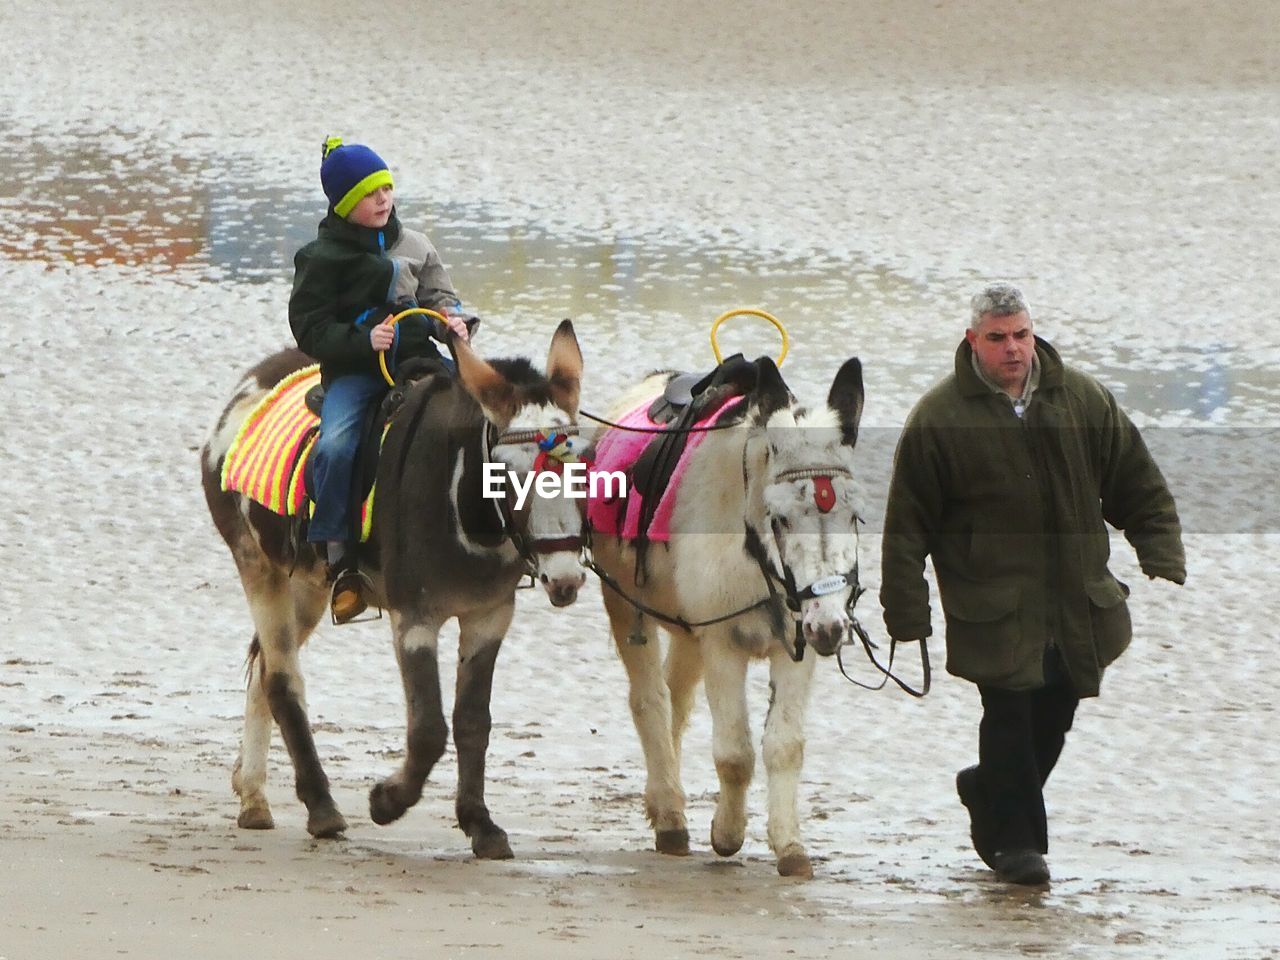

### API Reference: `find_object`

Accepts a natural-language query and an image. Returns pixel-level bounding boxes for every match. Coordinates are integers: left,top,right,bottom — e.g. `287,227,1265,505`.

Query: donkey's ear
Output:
827,357,864,447
450,334,519,430
545,319,583,415
752,356,793,423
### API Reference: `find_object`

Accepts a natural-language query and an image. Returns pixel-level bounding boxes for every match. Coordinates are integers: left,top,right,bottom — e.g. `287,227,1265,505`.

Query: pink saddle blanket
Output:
587,392,745,542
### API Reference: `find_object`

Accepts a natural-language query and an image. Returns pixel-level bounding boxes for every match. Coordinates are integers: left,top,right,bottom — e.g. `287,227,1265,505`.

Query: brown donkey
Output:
201,322,587,858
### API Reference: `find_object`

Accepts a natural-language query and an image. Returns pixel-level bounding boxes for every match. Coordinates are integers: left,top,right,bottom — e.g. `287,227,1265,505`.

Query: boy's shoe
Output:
330,571,368,624
991,848,1050,886
956,766,997,869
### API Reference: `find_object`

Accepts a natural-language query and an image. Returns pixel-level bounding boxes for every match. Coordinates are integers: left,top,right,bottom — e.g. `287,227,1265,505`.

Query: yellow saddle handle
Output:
710,308,789,367
378,307,450,386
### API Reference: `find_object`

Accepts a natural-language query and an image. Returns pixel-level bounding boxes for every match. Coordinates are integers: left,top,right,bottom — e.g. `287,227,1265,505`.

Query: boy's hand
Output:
444,312,470,342
370,321,395,352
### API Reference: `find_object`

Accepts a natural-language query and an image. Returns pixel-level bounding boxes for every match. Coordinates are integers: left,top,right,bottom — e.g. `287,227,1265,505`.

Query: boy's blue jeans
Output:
307,373,388,543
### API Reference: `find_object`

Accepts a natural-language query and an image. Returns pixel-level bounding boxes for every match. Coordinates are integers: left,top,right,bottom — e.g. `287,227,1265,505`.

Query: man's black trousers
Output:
975,650,1080,855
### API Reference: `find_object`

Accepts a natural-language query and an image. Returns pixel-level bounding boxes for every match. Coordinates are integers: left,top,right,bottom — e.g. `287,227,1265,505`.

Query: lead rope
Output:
836,616,932,697
577,408,743,435
585,556,773,636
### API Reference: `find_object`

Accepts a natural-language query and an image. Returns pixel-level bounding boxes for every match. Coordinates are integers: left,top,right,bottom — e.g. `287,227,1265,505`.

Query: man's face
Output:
347,184,394,229
965,310,1034,395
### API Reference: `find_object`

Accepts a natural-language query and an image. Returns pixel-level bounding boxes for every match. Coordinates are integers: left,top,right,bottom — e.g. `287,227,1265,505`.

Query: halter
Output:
485,423,588,574
749,462,862,663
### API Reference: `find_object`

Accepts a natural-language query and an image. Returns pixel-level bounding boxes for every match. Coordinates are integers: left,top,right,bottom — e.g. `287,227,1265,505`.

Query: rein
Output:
578,408,743,435
585,553,773,635
736,524,931,695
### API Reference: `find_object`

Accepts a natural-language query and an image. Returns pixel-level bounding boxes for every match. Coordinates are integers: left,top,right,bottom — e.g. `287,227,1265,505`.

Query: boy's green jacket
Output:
880,337,1185,697
289,209,458,385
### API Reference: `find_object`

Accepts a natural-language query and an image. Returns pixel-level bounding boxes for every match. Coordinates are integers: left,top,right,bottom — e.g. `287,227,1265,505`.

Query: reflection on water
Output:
2,130,1274,419
0,134,207,269
1086,345,1239,421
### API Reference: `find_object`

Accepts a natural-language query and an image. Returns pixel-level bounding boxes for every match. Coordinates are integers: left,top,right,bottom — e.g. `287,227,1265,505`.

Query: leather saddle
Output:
627,354,759,582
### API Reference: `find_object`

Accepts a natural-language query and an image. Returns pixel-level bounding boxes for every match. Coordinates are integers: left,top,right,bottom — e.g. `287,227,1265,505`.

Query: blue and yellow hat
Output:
320,136,394,218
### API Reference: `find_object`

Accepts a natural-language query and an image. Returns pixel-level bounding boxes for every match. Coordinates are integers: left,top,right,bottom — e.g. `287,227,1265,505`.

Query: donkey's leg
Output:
453,602,516,860
665,632,703,769
763,646,818,878
246,568,347,838
701,631,754,858
232,633,274,830
369,611,449,826
602,589,689,855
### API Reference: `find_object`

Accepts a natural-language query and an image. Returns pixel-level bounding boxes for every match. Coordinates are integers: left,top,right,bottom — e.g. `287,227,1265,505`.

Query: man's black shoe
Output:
991,848,1050,885
956,765,997,869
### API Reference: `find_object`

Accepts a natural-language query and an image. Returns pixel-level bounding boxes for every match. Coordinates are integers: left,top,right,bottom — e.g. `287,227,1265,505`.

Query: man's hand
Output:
370,321,395,352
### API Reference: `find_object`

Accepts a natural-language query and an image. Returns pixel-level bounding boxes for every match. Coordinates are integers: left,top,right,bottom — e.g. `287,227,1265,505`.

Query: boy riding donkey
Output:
290,137,474,623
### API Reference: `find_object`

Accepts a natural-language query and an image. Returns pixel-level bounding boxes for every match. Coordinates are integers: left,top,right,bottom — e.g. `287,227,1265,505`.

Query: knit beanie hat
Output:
320,136,394,218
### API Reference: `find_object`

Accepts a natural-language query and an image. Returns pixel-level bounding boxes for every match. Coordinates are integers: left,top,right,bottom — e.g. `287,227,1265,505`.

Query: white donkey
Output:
587,355,864,877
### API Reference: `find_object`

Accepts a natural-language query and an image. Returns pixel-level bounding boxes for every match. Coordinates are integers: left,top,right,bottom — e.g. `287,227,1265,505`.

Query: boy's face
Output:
347,184,394,229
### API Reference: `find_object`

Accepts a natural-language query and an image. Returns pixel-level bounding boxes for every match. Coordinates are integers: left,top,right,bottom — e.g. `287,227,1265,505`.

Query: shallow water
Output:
2,128,1275,422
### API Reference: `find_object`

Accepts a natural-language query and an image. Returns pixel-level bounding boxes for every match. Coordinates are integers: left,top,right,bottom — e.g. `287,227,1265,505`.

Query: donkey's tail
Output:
243,632,262,687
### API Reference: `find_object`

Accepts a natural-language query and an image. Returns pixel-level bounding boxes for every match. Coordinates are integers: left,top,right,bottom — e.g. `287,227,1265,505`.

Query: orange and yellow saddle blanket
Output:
220,364,379,541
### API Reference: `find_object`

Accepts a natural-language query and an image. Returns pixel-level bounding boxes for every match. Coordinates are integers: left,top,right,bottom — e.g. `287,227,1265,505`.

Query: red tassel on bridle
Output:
812,475,836,513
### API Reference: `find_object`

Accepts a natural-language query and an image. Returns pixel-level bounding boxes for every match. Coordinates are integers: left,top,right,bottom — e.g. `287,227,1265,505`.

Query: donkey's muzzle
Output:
543,573,585,607
803,618,845,657
533,537,587,607
540,567,586,608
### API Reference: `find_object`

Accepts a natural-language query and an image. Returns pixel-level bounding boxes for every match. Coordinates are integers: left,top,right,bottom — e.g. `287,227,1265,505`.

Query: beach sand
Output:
2,2,1278,957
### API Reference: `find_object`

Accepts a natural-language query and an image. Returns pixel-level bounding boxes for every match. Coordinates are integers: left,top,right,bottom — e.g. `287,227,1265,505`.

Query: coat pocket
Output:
1086,574,1132,667
940,583,1022,683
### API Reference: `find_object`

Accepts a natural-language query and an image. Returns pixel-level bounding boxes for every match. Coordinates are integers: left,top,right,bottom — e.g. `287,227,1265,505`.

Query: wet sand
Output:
3,1,1279,958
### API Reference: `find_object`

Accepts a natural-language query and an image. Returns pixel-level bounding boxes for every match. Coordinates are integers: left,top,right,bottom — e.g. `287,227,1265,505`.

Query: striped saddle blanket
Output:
220,365,378,541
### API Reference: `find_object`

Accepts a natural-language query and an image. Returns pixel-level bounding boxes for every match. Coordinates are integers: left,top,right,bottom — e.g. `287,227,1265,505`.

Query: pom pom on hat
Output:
320,136,394,218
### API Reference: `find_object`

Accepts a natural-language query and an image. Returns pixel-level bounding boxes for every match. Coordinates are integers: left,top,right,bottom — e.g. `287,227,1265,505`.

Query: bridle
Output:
485,422,588,577
746,462,862,665
750,463,929,694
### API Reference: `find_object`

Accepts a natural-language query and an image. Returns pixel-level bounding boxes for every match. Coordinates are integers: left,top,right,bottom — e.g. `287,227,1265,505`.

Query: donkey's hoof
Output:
237,804,275,830
307,803,348,839
777,847,814,879
369,780,414,825
711,820,745,858
655,828,691,856
472,829,514,861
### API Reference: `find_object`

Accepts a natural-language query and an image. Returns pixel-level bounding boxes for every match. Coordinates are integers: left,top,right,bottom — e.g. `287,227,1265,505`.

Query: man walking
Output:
880,282,1185,885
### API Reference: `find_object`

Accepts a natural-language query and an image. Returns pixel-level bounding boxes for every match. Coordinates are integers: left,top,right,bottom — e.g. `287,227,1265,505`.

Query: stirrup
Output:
329,569,381,626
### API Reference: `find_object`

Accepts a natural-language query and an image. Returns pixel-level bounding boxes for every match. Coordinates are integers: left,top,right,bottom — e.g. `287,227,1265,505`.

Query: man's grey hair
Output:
970,282,1031,330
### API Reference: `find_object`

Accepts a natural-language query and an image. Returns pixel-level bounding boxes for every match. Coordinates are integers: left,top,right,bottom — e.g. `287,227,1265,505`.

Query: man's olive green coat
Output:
880,337,1185,697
